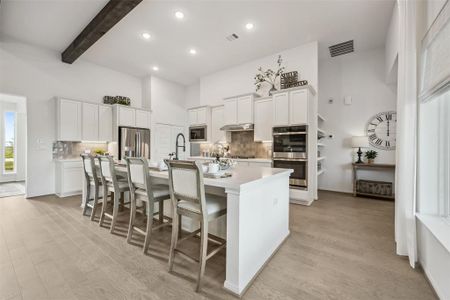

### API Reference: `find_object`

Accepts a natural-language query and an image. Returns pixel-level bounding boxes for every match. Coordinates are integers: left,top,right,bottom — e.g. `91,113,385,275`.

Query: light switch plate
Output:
344,96,352,105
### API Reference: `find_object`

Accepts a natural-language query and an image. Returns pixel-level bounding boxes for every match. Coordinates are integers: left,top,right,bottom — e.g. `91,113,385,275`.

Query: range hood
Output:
220,123,254,131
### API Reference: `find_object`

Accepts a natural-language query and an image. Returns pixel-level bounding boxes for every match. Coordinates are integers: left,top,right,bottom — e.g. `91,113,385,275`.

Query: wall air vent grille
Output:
226,33,239,41
329,40,354,57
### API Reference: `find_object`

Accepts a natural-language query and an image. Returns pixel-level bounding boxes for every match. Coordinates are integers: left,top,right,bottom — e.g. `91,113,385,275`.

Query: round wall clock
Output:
366,111,397,150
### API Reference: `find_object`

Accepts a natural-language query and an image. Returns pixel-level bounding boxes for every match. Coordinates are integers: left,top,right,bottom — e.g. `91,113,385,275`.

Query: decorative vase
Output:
368,159,374,164
268,85,277,96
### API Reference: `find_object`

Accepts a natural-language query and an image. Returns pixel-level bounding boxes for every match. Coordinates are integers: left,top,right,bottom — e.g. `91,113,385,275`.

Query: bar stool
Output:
165,160,227,292
81,154,102,221
125,157,172,254
98,155,130,233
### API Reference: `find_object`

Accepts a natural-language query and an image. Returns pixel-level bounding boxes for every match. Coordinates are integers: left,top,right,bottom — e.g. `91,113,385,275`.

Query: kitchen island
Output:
85,165,292,296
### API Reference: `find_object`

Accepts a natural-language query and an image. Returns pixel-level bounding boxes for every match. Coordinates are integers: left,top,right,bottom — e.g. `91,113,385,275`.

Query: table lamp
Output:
351,136,369,163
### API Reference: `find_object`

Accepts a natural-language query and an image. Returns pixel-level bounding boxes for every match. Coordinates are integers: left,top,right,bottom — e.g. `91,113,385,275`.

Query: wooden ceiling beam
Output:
61,0,142,64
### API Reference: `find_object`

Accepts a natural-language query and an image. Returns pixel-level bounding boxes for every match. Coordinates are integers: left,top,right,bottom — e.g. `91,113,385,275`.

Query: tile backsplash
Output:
198,131,272,158
53,141,108,159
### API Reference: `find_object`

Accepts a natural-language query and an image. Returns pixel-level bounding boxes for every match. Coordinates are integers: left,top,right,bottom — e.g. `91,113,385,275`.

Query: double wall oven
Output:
272,125,308,189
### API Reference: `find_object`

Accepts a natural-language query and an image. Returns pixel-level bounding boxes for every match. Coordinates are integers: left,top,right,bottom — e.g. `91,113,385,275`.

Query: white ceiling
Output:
0,0,395,85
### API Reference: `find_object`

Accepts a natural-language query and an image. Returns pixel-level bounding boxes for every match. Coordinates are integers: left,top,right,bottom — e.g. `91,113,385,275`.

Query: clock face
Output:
366,111,397,150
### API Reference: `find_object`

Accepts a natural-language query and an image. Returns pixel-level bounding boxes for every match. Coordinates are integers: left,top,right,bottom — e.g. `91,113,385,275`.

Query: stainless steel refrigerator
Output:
118,126,151,160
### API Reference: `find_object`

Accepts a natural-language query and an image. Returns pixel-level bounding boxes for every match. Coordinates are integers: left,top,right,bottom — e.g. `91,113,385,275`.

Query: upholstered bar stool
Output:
81,154,102,221
98,155,130,233
125,157,172,254
165,160,227,292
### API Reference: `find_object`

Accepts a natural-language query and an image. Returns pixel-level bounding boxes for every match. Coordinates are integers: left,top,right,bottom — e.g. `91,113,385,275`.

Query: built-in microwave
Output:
189,126,207,142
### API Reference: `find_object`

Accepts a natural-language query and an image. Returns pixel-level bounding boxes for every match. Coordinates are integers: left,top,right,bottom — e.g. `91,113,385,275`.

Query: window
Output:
4,111,16,173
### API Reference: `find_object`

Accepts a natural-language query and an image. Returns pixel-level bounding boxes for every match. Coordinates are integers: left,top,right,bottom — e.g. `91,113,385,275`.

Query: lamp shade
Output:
351,136,369,148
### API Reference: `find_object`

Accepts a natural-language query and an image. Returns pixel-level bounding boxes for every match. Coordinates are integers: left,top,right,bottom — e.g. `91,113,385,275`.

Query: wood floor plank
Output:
0,191,437,299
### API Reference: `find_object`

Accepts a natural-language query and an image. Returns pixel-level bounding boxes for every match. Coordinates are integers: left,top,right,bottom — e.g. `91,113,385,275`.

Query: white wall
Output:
197,41,318,106
318,48,397,193
0,36,143,197
148,76,187,161
185,82,200,109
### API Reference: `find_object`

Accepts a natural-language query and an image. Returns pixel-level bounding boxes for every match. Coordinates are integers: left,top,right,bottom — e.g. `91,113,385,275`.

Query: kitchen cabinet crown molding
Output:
270,84,316,96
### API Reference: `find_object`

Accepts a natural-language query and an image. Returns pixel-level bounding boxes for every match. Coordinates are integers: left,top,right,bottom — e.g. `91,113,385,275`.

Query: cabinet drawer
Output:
62,167,83,193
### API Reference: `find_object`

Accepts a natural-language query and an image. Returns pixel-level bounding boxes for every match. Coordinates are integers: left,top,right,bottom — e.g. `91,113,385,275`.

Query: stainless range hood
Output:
220,123,254,131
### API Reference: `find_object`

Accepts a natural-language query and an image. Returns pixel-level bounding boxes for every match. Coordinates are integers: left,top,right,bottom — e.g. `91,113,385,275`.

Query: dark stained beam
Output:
61,0,142,64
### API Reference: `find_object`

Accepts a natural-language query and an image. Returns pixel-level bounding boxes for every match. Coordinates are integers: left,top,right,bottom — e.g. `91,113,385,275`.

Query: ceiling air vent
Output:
226,33,239,41
329,40,354,57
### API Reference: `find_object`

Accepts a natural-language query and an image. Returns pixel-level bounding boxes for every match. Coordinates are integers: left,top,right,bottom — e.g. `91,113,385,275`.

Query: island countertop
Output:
114,165,292,192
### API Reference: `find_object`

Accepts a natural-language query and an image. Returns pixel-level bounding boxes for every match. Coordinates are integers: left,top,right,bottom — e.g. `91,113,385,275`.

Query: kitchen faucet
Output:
175,133,186,160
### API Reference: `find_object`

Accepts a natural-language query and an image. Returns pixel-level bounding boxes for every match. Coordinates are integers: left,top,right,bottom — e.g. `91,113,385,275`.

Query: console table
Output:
352,163,395,200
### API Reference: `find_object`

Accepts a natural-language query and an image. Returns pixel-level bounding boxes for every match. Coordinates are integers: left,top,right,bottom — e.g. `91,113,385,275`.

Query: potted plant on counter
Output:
364,150,378,164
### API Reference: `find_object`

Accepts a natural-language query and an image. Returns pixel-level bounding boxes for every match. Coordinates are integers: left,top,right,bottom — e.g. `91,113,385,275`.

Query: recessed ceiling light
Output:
141,32,151,40
245,23,254,30
189,48,197,55
152,66,159,71
175,11,184,19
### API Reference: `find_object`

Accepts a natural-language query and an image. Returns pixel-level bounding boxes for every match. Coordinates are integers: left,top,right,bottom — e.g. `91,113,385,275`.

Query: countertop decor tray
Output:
204,173,232,179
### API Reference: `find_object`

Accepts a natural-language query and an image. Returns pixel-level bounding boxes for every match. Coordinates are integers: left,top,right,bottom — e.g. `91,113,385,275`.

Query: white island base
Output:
223,169,291,296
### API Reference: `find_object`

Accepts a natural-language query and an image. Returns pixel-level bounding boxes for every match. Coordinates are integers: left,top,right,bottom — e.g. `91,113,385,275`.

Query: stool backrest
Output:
98,155,119,188
81,154,99,185
125,157,152,197
165,160,206,215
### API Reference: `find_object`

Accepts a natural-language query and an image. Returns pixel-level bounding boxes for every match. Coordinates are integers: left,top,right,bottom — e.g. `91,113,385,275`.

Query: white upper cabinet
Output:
273,87,312,126
211,106,225,143
273,92,289,126
57,98,82,141
224,98,238,125
289,89,308,125
254,98,273,142
187,106,209,126
98,105,113,141
82,103,99,141
237,95,253,123
118,106,135,127
135,109,150,128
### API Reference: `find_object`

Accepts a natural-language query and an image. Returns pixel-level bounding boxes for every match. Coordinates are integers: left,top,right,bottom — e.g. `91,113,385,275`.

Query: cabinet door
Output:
58,99,82,141
82,103,99,141
99,105,113,141
289,89,308,125
188,109,197,126
136,110,150,128
254,99,273,141
62,165,82,194
196,108,207,125
211,106,225,143
118,106,135,127
224,98,238,125
272,92,289,126
237,95,253,124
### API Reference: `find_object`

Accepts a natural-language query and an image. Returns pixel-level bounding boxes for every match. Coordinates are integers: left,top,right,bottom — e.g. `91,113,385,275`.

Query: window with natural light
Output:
4,111,16,173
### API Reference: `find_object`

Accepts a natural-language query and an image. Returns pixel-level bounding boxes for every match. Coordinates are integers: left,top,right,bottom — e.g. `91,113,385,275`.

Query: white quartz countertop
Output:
114,165,291,191
53,158,81,162
188,156,272,163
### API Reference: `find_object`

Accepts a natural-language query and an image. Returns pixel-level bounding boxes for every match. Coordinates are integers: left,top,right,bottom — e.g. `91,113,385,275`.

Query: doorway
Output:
0,93,27,197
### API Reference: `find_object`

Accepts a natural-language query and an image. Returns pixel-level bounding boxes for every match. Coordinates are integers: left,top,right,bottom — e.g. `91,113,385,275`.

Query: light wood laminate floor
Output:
0,191,436,300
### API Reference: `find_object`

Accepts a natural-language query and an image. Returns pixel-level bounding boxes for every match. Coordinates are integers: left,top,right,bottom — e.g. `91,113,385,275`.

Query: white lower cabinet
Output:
55,160,83,197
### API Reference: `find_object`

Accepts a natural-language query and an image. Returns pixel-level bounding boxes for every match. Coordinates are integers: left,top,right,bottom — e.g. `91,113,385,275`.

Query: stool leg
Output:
127,192,136,244
110,191,120,233
143,200,153,254
119,192,124,212
158,199,164,223
168,211,179,272
196,220,208,292
90,184,99,221
82,180,90,216
99,187,108,226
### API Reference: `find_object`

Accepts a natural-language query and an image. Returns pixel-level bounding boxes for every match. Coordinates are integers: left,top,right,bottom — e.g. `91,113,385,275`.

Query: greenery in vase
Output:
364,150,378,160
254,55,285,92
